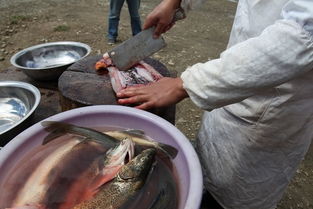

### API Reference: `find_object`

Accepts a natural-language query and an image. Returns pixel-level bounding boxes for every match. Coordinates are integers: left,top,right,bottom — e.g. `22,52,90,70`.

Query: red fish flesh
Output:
0,136,134,209
95,53,163,93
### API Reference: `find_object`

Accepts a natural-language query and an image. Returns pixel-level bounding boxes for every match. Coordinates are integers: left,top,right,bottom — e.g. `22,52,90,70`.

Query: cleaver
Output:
108,8,186,71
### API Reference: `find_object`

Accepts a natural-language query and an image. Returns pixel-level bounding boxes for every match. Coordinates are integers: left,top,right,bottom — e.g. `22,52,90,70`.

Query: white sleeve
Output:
181,0,313,110
282,0,313,33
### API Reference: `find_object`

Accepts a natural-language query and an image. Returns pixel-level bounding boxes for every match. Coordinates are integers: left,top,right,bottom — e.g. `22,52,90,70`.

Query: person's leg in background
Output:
126,0,141,36
108,0,125,44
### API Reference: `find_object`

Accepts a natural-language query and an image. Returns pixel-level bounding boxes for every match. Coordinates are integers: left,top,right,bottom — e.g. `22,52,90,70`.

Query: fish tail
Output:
41,121,73,132
42,130,68,144
122,129,145,137
157,143,178,159
41,121,75,144
122,129,178,158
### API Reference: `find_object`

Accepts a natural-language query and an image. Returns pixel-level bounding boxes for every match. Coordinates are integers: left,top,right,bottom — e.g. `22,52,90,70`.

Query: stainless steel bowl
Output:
0,81,41,145
10,41,91,81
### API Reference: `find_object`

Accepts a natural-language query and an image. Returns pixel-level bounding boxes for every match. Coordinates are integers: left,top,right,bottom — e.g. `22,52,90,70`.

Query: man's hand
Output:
143,0,181,38
117,77,188,110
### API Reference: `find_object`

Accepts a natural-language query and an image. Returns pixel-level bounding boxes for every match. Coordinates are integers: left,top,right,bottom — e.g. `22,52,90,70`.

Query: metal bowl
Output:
0,81,41,145
10,41,91,81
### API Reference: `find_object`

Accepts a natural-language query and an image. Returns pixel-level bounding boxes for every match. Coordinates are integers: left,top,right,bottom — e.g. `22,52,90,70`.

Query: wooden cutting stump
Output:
58,55,176,124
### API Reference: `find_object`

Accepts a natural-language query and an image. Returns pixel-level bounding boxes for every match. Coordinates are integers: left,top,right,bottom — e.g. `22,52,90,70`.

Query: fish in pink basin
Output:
6,204,47,209
0,136,134,209
95,53,163,93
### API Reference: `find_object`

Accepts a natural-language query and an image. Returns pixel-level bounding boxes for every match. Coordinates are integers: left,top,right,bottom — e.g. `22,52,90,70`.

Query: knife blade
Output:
108,8,186,71
108,27,166,71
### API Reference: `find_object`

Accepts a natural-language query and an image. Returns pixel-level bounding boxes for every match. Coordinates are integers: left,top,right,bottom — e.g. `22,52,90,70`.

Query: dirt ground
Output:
0,0,312,208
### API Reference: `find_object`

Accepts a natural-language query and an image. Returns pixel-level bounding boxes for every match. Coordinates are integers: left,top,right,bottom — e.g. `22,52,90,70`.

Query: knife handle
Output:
172,7,186,23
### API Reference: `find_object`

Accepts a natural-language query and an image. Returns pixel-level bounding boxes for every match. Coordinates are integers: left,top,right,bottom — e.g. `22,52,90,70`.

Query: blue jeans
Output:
108,0,142,40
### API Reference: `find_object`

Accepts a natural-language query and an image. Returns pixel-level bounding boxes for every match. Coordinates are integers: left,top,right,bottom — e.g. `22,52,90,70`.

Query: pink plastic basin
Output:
0,105,203,209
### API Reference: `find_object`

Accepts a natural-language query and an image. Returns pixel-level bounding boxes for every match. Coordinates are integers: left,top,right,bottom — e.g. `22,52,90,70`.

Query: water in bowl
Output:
0,97,28,134
26,50,81,68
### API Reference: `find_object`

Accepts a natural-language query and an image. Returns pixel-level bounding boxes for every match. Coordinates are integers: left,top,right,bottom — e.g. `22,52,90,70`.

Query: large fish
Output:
56,138,134,209
1,137,134,209
41,121,178,159
73,148,156,209
6,204,47,209
122,154,178,209
0,136,82,208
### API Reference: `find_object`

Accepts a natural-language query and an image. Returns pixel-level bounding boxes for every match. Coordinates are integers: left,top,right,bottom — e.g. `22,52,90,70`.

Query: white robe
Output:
180,0,313,208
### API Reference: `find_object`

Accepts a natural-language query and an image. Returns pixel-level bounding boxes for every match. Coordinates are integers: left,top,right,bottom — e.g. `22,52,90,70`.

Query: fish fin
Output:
122,129,178,158
158,143,178,159
41,121,80,145
42,121,118,147
41,121,72,132
122,129,146,137
42,130,66,144
41,121,70,144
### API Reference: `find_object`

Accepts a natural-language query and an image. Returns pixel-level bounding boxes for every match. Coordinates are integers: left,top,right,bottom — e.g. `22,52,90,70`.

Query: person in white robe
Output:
117,0,313,208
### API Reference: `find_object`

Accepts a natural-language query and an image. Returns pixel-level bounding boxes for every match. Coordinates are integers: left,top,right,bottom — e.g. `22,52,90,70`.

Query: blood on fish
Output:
94,53,112,71
95,53,163,93
0,136,82,209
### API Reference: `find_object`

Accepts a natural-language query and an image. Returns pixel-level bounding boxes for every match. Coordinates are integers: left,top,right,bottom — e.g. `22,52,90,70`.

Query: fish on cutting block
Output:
95,52,163,93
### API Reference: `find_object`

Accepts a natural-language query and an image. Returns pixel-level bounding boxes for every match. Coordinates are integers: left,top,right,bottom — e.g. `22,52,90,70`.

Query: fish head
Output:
117,148,156,182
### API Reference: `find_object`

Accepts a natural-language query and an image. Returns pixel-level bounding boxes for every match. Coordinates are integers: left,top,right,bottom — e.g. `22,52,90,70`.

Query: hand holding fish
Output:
117,77,188,110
